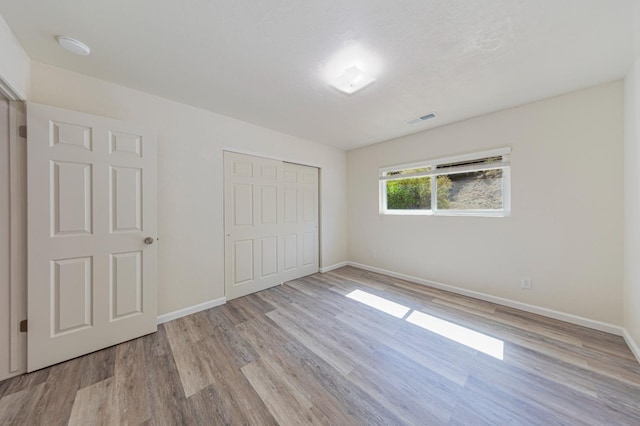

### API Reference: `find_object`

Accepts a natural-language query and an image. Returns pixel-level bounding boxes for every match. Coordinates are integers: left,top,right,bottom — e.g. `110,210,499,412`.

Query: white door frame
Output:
7,100,27,377
0,59,28,381
0,90,27,381
0,74,26,102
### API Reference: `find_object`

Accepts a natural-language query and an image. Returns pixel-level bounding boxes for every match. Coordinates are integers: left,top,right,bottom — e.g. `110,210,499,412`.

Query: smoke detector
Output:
56,36,91,56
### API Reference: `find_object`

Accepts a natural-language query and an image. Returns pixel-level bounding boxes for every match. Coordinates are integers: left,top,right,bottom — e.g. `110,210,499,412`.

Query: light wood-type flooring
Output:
1,266,640,425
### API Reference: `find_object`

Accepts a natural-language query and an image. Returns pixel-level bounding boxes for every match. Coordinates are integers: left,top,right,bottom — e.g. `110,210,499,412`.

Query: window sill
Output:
381,210,509,217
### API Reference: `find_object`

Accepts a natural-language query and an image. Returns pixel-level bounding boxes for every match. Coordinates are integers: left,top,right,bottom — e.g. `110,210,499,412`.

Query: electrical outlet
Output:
521,277,532,290
371,249,377,258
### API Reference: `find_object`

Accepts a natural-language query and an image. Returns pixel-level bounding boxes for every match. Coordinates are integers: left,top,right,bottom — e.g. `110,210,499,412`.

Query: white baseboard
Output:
157,297,226,325
152,264,640,364
623,328,640,364
346,262,624,336
320,261,349,273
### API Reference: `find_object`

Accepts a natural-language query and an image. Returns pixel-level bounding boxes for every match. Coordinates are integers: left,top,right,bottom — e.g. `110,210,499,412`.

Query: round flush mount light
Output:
56,36,91,56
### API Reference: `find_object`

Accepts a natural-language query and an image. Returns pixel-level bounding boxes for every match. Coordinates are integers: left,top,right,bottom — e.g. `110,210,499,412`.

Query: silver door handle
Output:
144,237,154,245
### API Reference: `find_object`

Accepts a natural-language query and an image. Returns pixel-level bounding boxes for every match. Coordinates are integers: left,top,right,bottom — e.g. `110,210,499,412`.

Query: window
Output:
379,148,511,216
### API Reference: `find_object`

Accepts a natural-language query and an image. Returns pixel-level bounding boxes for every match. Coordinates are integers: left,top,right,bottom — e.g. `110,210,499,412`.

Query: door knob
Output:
144,237,154,245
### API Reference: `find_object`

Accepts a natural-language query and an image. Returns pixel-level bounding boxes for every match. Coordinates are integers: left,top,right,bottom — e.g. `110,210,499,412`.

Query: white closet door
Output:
224,152,318,300
280,162,319,282
27,103,158,371
224,152,283,299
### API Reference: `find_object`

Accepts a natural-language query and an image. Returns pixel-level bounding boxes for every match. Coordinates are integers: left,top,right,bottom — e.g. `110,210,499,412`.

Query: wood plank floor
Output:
1,266,639,425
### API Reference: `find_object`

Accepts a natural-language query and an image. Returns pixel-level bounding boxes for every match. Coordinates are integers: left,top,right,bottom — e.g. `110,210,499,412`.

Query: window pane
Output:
437,169,503,210
386,176,432,210
436,156,502,169
386,167,431,176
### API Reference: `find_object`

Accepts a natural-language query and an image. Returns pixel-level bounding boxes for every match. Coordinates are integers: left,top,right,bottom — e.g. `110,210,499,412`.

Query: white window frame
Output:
379,147,511,217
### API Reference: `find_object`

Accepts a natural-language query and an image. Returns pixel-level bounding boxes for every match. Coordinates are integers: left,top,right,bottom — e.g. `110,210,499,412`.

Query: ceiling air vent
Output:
405,113,438,125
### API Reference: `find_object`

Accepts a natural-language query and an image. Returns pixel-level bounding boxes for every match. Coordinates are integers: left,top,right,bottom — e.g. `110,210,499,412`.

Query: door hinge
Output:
18,125,27,139
19,319,27,332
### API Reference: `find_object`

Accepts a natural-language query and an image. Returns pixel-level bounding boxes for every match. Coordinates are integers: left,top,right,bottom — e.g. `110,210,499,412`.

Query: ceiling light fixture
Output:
56,36,91,56
329,65,375,95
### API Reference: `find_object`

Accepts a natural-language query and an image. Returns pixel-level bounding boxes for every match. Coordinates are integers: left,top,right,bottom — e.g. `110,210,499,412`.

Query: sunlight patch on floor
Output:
406,310,504,359
345,289,504,360
346,289,411,318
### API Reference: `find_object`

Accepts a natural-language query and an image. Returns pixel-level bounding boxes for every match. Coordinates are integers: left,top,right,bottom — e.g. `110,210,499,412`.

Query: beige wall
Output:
348,82,624,326
0,14,29,99
30,62,348,315
624,3,640,352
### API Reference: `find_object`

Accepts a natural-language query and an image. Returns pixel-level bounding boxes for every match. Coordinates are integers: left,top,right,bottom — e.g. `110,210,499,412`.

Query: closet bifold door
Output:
224,152,319,300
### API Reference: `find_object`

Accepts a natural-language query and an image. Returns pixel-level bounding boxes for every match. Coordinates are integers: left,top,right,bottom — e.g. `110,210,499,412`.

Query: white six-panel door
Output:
224,152,318,300
280,161,319,282
27,103,157,371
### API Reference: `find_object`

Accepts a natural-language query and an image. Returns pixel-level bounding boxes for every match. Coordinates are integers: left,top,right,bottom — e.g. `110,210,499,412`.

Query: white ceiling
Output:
0,0,634,150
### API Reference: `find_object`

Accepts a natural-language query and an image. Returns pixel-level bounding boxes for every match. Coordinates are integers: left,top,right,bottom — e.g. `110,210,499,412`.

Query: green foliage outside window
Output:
386,172,452,209
384,154,506,212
